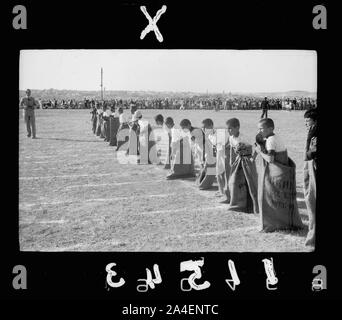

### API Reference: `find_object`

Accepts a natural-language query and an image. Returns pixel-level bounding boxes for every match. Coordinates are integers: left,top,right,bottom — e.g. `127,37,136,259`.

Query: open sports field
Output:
19,109,310,252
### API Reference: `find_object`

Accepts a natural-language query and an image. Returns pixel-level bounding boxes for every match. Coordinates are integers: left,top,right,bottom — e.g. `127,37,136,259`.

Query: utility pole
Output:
100,67,103,100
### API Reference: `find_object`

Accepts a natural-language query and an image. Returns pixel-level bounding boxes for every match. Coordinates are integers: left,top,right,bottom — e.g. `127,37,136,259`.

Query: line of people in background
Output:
91,102,317,249
25,96,317,111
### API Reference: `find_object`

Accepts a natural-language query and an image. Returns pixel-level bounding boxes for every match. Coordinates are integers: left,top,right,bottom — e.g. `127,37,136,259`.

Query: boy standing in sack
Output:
163,117,175,170
102,103,112,142
208,124,230,202
226,118,258,213
193,119,216,190
166,119,196,180
255,118,303,231
153,114,170,166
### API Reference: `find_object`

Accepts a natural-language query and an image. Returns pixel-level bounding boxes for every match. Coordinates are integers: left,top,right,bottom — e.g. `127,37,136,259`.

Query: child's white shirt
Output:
208,129,229,151
138,119,149,134
119,113,128,124
265,134,286,152
229,133,248,148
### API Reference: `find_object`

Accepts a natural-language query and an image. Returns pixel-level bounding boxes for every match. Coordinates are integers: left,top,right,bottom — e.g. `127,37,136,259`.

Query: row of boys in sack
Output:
91,103,317,248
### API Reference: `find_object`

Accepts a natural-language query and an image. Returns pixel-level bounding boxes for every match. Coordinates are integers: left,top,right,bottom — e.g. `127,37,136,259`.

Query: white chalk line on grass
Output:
170,225,258,240
21,155,55,159
19,172,119,180
19,192,176,209
36,219,67,224
26,239,127,252
20,157,115,164
20,204,226,224
64,179,160,189
19,171,163,181
20,156,116,162
20,219,68,225
21,153,116,160
20,161,52,165
139,204,228,216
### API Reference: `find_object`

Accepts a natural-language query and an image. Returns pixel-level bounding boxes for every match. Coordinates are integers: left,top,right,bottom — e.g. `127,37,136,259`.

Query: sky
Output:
19,50,317,93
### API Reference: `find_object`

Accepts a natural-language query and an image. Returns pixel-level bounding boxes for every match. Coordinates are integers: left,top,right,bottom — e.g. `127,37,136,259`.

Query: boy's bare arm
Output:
255,145,275,163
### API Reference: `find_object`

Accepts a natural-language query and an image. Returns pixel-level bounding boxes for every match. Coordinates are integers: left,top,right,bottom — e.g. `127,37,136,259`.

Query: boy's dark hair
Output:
202,118,214,128
304,109,318,122
154,114,164,123
118,107,123,113
226,118,240,128
180,119,192,128
259,118,275,129
165,117,174,126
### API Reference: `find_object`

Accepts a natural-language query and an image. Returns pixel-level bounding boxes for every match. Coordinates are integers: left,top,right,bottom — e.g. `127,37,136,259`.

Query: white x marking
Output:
140,5,167,42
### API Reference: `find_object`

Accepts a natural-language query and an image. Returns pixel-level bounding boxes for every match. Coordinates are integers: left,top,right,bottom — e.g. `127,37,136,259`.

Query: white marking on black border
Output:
140,5,167,42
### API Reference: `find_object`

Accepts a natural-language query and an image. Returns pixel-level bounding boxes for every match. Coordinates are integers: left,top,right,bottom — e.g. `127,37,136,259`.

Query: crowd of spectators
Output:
33,96,317,111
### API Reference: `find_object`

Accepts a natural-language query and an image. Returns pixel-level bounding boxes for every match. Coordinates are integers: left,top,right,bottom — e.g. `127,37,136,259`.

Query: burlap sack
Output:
164,133,171,169
227,152,259,214
92,115,97,134
304,159,316,247
257,155,304,232
116,123,130,151
217,144,231,199
151,127,169,166
100,118,106,138
95,114,102,136
196,163,216,189
103,119,110,141
127,124,139,157
194,131,216,190
168,138,195,178
139,123,157,165
109,117,120,146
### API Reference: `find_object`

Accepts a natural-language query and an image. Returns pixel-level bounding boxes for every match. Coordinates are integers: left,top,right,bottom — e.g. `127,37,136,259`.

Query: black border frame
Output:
2,0,338,302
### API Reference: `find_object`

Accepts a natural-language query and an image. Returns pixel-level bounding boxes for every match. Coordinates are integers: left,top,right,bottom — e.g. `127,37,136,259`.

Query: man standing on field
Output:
20,89,38,138
260,96,269,119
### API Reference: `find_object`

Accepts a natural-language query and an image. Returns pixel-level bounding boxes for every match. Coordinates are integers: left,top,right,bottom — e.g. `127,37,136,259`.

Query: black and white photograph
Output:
2,0,337,302
19,49,317,252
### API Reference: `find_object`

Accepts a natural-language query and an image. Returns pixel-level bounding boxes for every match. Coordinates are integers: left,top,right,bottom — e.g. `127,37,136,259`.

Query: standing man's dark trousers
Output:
24,109,36,138
261,108,268,119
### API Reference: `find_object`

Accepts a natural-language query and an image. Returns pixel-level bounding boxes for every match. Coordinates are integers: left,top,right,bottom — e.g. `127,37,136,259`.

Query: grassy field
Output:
19,109,311,252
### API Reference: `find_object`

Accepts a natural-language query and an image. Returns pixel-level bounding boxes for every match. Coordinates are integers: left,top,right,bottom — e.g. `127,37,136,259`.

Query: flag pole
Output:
100,68,103,100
